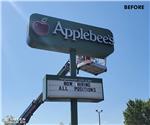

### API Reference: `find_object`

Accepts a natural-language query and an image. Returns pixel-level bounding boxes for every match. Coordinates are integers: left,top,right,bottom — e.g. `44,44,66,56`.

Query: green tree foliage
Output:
123,99,150,125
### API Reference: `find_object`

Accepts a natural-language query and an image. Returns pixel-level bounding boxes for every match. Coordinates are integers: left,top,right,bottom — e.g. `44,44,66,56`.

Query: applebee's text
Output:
53,21,114,45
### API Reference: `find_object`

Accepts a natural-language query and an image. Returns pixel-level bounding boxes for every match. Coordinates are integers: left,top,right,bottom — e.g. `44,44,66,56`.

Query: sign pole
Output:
70,49,78,125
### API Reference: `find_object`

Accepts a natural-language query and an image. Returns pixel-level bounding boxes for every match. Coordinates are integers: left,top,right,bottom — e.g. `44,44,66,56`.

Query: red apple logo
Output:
32,18,49,36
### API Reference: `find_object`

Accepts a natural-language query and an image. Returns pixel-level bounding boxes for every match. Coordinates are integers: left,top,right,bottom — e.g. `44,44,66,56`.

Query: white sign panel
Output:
43,75,104,102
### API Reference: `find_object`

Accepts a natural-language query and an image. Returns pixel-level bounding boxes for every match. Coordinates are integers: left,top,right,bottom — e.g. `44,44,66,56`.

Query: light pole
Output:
96,109,103,125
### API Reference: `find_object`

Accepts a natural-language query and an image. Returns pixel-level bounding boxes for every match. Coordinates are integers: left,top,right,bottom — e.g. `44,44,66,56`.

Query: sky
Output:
1,1,150,125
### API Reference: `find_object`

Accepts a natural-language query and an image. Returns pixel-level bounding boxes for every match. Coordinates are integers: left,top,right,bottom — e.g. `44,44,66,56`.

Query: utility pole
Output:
96,109,103,125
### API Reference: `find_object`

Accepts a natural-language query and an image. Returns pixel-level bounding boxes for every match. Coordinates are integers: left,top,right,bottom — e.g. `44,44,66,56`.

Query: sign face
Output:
43,75,104,102
27,13,114,58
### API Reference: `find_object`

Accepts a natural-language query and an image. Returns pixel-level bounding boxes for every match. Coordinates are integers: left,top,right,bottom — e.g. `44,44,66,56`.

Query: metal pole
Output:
98,112,100,125
96,110,102,125
70,49,78,125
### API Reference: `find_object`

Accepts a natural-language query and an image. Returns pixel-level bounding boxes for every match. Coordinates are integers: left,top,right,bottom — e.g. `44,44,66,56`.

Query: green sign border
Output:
28,13,114,58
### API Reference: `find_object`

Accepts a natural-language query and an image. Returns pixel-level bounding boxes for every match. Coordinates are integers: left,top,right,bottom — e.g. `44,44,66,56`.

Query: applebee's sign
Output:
28,13,114,58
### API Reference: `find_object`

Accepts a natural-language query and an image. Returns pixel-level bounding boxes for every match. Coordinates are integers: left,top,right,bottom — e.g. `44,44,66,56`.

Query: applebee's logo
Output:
32,18,49,36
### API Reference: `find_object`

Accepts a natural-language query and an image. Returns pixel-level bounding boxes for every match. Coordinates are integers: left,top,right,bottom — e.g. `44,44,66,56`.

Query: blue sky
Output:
1,1,149,125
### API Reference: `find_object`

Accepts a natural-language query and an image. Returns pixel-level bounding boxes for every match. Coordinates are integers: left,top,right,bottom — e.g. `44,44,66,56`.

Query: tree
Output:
123,99,150,125
2,115,18,125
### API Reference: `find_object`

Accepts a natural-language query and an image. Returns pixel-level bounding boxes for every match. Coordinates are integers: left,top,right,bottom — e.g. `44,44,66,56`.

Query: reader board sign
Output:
43,75,104,102
27,13,114,58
